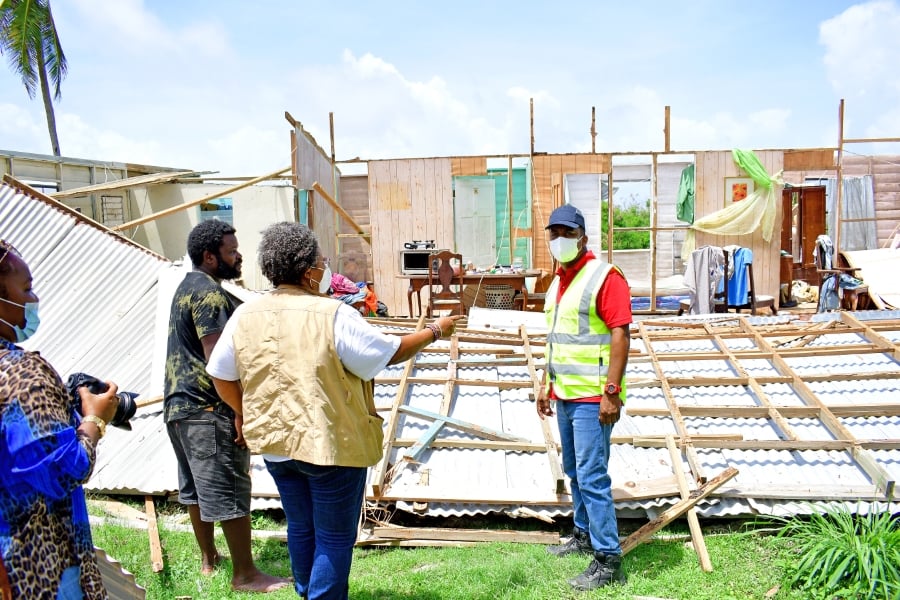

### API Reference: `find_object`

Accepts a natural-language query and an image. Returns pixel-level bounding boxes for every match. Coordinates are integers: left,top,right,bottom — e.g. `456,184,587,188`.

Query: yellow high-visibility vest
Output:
544,260,627,401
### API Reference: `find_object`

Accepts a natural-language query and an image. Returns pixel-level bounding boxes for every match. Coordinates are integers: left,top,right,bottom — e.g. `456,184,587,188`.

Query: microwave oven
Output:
400,249,448,275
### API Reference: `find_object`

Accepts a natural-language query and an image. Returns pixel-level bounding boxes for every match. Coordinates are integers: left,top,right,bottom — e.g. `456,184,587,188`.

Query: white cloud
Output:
820,1,900,97
68,0,230,59
0,103,45,148
56,113,164,164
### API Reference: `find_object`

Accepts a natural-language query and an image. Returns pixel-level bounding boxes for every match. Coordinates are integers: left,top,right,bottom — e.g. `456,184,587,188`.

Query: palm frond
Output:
0,0,64,99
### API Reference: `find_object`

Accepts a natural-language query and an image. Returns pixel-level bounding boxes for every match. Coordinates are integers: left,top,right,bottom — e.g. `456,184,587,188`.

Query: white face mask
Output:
310,266,332,294
0,297,40,342
549,236,582,263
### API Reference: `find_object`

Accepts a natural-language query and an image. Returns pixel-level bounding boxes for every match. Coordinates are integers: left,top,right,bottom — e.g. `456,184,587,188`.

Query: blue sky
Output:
1,0,899,176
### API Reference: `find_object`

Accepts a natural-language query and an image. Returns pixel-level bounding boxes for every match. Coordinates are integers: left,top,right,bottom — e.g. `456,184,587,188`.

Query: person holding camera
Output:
207,222,462,600
0,239,120,599
164,220,289,593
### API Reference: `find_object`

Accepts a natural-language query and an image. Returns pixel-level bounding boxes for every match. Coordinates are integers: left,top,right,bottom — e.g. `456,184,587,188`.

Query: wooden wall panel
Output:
369,158,453,316
294,125,339,263
694,150,784,299
783,149,835,171
451,157,487,177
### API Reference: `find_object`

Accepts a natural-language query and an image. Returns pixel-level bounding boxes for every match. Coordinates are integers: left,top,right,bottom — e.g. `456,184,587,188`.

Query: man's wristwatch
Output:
82,414,107,438
604,382,622,396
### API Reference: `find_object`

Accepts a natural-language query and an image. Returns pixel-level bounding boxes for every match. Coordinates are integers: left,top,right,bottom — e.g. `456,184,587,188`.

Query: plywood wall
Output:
368,158,454,316
531,154,611,287
694,150,784,298
294,125,340,263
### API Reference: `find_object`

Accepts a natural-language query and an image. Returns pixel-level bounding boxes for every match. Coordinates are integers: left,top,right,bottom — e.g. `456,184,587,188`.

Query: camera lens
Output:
111,392,138,429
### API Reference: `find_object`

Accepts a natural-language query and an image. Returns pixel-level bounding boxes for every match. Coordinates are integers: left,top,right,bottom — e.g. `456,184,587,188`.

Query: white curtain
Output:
823,175,876,251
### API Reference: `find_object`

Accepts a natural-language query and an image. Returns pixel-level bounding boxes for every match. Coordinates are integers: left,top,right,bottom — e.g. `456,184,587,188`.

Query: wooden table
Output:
400,270,541,317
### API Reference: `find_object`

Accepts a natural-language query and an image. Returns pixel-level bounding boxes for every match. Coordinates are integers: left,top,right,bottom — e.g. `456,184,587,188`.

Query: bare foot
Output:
200,553,227,576
231,571,292,593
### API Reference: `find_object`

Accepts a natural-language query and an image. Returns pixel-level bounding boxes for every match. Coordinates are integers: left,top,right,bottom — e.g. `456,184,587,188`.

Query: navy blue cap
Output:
546,204,585,230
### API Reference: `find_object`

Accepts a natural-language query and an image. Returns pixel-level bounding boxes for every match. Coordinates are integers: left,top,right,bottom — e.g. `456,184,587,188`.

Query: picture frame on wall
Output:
724,177,755,204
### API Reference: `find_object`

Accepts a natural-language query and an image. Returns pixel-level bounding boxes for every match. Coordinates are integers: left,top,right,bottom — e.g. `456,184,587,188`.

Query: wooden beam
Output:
621,467,739,555
144,496,164,573
398,405,530,443
371,526,558,544
666,436,712,572
310,181,371,244
638,322,706,483
371,314,426,497
521,325,565,494
402,358,458,463
664,105,671,152
112,166,291,231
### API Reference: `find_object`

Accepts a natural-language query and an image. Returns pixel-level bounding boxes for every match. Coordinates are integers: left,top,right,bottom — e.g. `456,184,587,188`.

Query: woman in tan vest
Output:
208,222,460,600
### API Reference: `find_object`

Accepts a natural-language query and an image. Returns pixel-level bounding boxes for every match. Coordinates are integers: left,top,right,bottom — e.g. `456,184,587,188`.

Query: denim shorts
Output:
166,404,251,522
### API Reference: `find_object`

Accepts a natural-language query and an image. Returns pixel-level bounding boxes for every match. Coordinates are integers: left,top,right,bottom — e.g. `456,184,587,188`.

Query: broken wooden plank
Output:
520,325,566,495
402,361,458,463
371,314,426,497
621,466,739,555
371,526,558,544
144,496,164,573
666,436,712,572
398,405,529,443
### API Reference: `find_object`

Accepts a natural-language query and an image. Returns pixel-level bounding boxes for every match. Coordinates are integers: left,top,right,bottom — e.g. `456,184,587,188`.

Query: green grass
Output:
90,502,813,600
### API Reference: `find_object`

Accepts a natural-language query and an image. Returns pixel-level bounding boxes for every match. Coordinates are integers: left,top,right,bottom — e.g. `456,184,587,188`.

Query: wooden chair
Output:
427,251,466,317
730,261,777,315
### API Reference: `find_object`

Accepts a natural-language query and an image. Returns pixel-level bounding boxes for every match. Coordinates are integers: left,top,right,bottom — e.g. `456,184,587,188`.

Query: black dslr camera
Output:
65,372,138,431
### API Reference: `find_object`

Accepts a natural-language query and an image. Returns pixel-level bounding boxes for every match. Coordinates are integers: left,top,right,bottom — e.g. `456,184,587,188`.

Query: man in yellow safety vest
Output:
536,204,632,591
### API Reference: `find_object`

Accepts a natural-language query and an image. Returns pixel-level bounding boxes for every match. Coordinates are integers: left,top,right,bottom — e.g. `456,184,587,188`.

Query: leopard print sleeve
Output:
0,347,96,499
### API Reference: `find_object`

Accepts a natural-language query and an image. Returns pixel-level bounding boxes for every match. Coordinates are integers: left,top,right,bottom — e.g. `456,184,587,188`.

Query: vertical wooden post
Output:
606,170,614,262
835,99,845,254
329,111,339,259
664,105,671,152
144,496,164,573
290,128,300,222
591,106,597,154
530,98,535,156
650,153,659,304
508,155,515,262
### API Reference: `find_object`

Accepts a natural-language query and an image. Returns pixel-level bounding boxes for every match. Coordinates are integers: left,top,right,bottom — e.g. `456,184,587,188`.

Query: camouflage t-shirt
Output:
164,271,241,422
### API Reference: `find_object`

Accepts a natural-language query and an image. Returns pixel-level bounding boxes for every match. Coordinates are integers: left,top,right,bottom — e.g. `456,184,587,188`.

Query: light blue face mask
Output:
0,297,40,343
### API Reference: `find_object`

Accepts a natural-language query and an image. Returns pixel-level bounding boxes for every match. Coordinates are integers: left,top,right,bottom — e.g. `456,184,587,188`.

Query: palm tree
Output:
0,0,68,156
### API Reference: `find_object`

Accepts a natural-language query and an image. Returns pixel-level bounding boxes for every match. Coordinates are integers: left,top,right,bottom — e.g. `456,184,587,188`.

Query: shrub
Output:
777,505,900,599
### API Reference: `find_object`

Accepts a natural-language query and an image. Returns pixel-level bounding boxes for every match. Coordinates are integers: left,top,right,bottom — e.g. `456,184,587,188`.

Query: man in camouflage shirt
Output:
164,220,288,593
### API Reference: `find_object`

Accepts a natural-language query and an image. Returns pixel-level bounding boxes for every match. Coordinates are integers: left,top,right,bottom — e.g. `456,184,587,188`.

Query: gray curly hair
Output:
258,222,320,286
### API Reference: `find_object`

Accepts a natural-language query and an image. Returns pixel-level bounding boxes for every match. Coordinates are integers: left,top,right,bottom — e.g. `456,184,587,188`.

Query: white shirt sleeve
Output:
334,303,401,381
206,303,245,381
205,301,401,383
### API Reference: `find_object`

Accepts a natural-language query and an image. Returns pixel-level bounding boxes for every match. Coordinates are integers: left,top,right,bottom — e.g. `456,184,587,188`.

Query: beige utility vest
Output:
232,287,384,467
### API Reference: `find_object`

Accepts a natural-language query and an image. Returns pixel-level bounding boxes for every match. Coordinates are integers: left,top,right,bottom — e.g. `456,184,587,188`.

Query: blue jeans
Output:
556,400,621,555
265,459,366,600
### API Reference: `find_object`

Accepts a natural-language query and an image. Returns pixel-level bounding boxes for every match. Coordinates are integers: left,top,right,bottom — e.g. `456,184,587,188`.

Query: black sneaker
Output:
568,553,626,591
546,527,592,556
